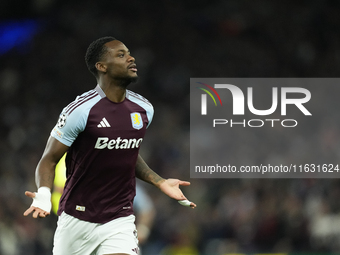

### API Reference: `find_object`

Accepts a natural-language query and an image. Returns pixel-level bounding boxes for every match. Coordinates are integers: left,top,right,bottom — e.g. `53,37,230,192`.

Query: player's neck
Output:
98,80,127,103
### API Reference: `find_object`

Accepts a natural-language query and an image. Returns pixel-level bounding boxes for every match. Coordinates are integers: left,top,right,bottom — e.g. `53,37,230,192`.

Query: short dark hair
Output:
85,36,116,78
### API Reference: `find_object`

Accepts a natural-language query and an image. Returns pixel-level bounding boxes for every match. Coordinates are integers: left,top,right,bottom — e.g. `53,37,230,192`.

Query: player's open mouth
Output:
128,64,137,72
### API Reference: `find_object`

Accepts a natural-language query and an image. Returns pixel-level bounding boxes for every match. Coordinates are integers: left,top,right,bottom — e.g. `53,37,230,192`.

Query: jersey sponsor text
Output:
94,137,143,149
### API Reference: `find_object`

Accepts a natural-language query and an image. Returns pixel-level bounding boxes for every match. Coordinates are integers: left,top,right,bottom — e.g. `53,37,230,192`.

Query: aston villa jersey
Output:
51,85,153,223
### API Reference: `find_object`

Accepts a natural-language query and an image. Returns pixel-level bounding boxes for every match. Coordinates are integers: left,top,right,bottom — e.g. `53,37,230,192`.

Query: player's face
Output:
102,40,138,82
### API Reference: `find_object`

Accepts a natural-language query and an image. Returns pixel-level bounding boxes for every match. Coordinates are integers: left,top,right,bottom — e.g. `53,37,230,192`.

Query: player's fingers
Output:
41,211,50,217
178,199,196,208
25,191,36,198
23,207,35,216
32,209,40,218
190,202,197,209
39,211,47,218
178,181,191,186
29,207,50,218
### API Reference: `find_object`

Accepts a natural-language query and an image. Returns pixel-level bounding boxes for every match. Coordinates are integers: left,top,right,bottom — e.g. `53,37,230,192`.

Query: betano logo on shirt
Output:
94,137,143,149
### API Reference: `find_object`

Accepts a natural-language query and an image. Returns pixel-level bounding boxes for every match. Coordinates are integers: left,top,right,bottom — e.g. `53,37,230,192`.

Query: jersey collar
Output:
95,85,106,98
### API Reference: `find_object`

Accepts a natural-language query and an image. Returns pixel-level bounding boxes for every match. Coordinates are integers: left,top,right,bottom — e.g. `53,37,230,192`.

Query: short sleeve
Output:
50,89,102,146
51,108,88,147
145,104,154,128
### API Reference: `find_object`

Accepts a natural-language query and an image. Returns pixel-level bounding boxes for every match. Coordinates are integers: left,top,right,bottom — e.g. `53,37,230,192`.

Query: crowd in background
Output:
1,0,340,254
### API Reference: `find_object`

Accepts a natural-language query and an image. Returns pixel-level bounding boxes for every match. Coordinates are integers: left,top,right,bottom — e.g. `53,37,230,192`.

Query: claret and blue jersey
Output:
51,85,154,224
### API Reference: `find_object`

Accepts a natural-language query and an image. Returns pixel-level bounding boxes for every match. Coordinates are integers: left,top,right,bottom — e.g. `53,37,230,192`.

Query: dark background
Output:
1,0,340,254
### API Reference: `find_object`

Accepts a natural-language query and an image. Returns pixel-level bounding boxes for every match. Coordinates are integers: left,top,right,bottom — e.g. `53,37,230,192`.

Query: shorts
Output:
53,212,139,255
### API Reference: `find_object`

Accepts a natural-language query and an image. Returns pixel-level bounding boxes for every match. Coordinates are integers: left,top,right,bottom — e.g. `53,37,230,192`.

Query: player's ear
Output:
95,62,107,74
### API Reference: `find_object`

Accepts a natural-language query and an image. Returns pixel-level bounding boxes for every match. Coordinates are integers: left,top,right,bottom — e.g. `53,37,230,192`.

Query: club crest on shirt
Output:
57,112,67,128
130,112,143,130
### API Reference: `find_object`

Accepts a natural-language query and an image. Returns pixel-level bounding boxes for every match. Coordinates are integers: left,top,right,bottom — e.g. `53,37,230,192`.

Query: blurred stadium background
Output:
1,0,340,254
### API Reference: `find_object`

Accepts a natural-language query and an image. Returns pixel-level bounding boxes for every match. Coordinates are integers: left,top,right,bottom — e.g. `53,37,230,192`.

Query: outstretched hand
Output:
23,191,51,218
158,178,196,208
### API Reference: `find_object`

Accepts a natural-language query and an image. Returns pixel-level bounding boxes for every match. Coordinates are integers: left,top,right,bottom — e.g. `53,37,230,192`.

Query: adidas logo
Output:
97,118,111,128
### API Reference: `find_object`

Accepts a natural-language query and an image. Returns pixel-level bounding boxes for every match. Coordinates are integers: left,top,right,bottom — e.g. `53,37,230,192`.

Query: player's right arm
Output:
24,136,69,218
23,92,94,218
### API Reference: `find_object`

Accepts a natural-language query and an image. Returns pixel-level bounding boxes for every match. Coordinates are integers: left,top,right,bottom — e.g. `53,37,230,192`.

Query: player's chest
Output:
85,101,148,138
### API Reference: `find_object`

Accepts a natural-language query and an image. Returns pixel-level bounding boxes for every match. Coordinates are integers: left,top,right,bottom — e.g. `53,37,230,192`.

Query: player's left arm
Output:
135,154,196,208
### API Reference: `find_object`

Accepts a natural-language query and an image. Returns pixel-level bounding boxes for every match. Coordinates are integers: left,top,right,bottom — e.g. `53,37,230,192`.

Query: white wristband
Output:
31,187,52,213
178,199,192,207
